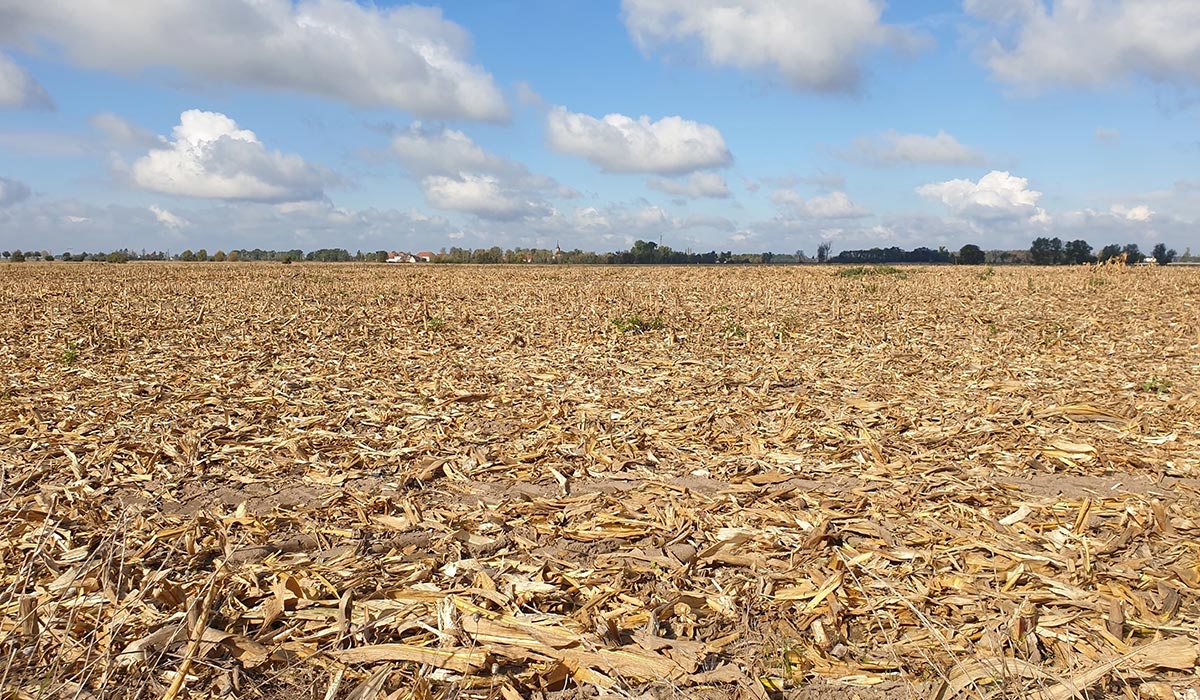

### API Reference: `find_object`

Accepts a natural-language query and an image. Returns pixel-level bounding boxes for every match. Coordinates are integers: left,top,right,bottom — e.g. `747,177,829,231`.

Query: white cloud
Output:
547,106,731,174
0,198,462,253
771,189,872,219
967,0,1200,90
647,171,731,198
1,0,506,120
420,174,549,221
0,175,31,206
1110,203,1153,221
621,0,924,93
844,130,985,166
91,112,162,150
149,204,188,229
130,110,334,202
388,123,573,220
916,170,1045,221
390,122,512,177
0,52,53,109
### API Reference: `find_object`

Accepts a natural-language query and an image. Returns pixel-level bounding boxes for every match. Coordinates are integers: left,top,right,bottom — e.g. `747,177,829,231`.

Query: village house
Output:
385,251,435,263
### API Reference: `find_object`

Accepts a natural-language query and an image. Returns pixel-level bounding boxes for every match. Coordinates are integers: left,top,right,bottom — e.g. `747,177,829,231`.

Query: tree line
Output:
1027,238,1179,265
3,240,1194,265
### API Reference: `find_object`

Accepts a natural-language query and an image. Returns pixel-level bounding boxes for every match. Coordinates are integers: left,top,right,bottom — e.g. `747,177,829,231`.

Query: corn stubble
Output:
1,263,1198,699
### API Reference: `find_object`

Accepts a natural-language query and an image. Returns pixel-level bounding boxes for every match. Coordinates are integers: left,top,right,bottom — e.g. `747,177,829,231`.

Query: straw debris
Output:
2,263,1198,699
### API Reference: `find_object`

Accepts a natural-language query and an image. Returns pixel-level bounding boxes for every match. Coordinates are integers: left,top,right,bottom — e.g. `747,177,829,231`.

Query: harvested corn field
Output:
2,262,1200,700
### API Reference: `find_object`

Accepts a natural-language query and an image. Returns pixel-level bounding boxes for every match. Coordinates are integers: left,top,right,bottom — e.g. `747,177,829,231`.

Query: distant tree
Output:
180,249,195,262
10,250,25,263
227,250,240,262
1121,243,1145,264
817,241,832,263
1097,244,1123,262
103,251,129,263
1063,239,1094,264
281,255,293,264
213,250,227,262
1151,243,1177,265
196,248,209,262
1029,237,1062,265
1,251,8,259
958,244,985,265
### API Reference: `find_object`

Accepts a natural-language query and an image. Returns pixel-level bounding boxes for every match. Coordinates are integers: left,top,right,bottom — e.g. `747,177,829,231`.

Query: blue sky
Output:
1,0,1199,255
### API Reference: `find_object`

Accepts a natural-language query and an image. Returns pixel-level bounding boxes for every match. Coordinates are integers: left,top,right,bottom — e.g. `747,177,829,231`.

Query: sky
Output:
1,0,1199,256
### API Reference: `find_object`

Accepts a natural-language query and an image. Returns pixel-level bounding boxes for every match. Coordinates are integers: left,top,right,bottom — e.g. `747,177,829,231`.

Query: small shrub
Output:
612,314,664,334
1142,376,1173,393
835,265,905,278
61,342,79,366
722,321,747,338
422,314,446,332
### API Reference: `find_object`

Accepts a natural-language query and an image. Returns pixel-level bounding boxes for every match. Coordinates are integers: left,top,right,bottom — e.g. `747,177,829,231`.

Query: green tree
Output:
180,249,196,262
10,250,25,263
630,239,659,263
1063,239,1094,264
817,241,832,263
1151,243,1176,265
1097,244,1123,262
196,248,208,262
1027,237,1056,265
958,244,985,265
1121,243,1145,264
227,250,240,262
213,250,227,262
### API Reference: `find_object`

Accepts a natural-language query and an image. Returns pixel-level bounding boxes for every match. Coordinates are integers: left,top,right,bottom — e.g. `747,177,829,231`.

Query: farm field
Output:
2,262,1199,699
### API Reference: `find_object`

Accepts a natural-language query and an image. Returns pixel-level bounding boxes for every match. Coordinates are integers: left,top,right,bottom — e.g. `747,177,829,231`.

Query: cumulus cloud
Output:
771,189,872,219
0,53,53,109
647,171,730,198
621,0,924,93
390,122,512,177
149,204,188,229
1,0,506,120
0,175,31,206
130,110,334,202
421,174,550,221
843,130,985,166
547,106,731,174
387,123,574,220
91,112,162,150
1110,203,1152,221
916,170,1045,221
967,0,1200,90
